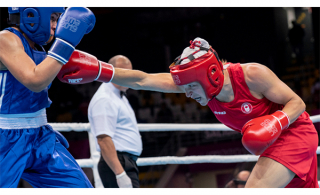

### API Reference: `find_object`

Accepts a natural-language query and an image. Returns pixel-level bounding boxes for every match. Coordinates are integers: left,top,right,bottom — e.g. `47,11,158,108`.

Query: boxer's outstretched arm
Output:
113,68,184,93
57,50,184,93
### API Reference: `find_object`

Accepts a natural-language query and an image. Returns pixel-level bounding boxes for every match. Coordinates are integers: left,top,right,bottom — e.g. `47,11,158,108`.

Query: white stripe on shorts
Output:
0,72,7,111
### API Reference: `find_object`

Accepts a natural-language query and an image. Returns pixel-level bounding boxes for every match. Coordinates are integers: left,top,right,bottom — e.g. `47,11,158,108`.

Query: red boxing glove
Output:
57,50,114,84
241,110,290,155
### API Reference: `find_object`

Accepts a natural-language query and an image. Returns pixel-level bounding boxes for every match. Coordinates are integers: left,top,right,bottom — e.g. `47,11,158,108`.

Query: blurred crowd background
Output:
1,7,319,188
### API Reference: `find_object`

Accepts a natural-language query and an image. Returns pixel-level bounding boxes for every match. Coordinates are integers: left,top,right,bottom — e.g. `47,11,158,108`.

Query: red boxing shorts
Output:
260,112,319,188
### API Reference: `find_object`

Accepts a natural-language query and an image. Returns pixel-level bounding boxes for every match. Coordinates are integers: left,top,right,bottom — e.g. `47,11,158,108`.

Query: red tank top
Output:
208,63,283,132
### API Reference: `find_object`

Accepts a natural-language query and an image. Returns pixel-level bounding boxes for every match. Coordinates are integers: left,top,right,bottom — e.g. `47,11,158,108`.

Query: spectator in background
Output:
288,20,305,63
225,170,251,188
156,102,174,123
126,89,141,112
88,55,142,188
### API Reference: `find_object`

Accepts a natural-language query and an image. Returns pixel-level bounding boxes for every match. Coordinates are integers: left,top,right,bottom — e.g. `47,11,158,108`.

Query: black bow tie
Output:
120,91,127,98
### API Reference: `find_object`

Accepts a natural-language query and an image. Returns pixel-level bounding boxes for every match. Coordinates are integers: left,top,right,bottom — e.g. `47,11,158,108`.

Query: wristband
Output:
116,171,126,179
95,61,115,83
272,110,290,130
48,38,75,65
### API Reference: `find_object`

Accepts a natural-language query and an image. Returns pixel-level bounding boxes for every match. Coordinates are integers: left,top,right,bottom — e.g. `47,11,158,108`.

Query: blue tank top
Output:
0,27,52,114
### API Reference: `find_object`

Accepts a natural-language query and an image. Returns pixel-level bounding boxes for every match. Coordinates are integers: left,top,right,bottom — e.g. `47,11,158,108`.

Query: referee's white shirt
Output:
88,82,142,156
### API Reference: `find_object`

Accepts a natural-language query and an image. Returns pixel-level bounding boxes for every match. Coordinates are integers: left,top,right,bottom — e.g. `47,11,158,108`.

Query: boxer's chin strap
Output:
94,61,102,81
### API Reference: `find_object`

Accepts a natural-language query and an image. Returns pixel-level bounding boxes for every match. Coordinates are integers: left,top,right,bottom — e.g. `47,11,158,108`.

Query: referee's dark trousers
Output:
98,151,140,188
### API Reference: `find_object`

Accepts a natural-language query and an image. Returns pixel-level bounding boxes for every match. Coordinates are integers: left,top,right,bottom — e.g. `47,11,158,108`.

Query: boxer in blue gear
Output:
0,7,95,188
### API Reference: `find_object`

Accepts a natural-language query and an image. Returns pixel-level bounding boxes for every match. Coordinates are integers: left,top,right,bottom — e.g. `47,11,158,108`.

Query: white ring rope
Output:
50,123,232,132
50,114,320,188
49,114,320,132
76,155,260,168
78,150,320,168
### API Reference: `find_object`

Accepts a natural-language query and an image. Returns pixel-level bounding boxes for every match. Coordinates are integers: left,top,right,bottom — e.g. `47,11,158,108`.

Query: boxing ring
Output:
50,114,320,188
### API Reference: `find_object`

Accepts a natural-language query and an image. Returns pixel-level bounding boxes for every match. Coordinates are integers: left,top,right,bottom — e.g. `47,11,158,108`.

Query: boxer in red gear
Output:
59,38,318,188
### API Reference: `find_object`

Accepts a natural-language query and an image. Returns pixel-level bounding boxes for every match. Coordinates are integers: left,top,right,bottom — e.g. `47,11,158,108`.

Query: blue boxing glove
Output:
48,7,95,64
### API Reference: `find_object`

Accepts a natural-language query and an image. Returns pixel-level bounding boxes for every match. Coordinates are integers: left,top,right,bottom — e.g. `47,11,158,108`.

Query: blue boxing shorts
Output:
0,109,93,188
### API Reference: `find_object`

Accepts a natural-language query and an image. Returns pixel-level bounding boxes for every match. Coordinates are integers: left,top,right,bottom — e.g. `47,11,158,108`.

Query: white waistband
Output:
0,109,47,129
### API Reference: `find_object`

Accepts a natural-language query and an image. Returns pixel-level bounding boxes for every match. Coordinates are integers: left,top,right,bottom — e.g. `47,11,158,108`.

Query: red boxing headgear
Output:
170,42,224,100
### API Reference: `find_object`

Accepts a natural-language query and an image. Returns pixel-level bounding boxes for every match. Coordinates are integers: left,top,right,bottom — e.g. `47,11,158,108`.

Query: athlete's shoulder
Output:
240,62,265,71
240,63,270,80
0,29,24,57
0,29,23,47
241,63,276,95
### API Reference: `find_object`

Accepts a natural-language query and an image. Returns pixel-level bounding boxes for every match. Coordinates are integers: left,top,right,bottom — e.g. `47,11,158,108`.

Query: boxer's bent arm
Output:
97,134,125,175
244,63,305,123
0,31,62,92
112,68,185,93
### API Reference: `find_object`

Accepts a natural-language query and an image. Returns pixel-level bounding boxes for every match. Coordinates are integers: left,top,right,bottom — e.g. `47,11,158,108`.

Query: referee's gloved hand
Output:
116,171,133,188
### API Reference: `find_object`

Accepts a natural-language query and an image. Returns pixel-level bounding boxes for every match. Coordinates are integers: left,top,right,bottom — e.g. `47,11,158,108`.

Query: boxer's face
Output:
183,81,208,106
46,13,60,44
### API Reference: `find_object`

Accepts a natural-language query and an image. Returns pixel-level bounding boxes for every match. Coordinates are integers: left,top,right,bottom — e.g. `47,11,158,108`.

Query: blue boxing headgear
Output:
8,7,65,45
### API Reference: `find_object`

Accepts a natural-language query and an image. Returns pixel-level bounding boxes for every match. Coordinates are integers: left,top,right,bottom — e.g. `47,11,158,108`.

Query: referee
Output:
88,55,142,188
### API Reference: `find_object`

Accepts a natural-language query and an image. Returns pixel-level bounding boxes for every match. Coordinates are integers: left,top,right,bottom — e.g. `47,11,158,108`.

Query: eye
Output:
51,16,57,22
27,12,34,17
27,12,35,27
51,13,60,22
